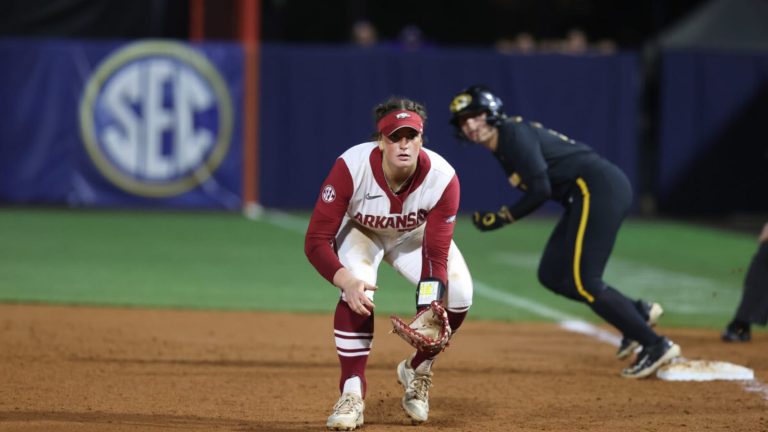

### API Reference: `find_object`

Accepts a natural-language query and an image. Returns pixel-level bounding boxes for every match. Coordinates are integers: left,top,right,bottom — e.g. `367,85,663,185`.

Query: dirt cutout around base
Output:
0,304,766,432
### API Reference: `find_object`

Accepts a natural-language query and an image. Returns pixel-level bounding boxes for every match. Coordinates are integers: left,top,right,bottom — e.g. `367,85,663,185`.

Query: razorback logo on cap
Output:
377,110,424,136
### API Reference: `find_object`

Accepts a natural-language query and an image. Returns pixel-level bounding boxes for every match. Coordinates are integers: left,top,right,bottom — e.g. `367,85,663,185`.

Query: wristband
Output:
416,278,445,310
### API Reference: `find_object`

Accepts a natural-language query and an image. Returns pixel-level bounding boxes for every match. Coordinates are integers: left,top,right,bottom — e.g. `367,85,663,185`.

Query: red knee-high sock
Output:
334,299,374,397
447,308,468,331
411,309,468,369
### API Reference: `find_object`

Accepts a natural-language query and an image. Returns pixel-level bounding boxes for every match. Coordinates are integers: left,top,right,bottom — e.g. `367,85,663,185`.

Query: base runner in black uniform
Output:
722,222,768,342
449,85,681,378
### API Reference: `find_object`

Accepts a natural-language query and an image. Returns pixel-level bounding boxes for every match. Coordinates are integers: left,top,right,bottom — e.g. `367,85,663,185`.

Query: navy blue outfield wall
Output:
259,44,640,212
657,49,768,215
0,39,639,211
3,40,764,216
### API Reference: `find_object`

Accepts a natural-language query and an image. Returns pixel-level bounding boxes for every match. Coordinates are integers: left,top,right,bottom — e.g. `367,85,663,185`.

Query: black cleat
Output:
721,321,751,342
616,301,664,360
621,337,681,379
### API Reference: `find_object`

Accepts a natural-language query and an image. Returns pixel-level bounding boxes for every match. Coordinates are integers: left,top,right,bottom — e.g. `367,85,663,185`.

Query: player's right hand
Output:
334,269,377,316
472,206,513,232
341,280,377,316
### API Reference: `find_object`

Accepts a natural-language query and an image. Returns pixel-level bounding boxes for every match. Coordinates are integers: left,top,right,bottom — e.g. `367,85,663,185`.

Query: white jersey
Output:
339,142,456,235
305,142,460,285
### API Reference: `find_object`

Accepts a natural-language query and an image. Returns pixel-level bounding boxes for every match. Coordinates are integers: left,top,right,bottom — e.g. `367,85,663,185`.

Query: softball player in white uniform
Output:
305,97,473,429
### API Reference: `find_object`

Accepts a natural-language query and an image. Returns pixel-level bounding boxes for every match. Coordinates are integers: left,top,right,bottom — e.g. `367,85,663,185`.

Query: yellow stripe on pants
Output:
574,178,594,303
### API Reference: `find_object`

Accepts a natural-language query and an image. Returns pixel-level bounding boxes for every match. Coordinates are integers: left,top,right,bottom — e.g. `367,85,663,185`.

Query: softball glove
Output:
390,301,452,356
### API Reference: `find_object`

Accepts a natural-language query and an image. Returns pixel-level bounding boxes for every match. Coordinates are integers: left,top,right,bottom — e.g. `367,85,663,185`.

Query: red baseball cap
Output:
377,110,424,136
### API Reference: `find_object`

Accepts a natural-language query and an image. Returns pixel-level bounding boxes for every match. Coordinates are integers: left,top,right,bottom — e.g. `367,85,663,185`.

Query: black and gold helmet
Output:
449,85,505,131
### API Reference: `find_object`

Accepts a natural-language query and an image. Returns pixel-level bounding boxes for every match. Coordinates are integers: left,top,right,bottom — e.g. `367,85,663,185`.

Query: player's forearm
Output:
332,267,356,290
506,177,550,221
305,238,344,284
506,198,544,221
421,230,451,285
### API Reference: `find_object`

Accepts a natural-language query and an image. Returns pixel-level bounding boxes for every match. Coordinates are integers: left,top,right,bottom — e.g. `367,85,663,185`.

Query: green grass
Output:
0,208,757,329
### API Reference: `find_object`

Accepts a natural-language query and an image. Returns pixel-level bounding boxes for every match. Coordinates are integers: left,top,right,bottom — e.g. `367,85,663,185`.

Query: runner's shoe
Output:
616,301,664,360
621,337,681,379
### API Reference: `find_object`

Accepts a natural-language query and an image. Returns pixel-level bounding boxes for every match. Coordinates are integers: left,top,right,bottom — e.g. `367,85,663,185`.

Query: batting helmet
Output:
448,85,506,130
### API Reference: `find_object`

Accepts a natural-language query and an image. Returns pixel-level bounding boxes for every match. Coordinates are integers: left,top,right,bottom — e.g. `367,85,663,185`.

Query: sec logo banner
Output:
79,41,234,197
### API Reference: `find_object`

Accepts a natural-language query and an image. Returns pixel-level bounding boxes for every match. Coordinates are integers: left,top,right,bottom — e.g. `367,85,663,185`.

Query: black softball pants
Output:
536,159,661,345
734,242,768,325
537,159,632,302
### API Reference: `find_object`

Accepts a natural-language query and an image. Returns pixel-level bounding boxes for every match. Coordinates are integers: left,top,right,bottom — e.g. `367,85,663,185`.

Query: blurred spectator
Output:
594,38,618,54
398,24,426,51
561,28,588,54
514,28,616,55
350,19,378,47
514,32,537,53
495,32,537,54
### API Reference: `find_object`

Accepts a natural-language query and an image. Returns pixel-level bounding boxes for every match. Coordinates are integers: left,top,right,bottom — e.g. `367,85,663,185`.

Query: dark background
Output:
0,0,707,49
261,0,707,49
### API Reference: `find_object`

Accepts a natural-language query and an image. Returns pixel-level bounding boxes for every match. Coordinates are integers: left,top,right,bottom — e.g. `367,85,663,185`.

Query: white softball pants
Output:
335,220,473,312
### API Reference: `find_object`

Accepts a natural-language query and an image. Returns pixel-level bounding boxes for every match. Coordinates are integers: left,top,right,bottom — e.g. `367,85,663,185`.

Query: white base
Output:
657,358,754,381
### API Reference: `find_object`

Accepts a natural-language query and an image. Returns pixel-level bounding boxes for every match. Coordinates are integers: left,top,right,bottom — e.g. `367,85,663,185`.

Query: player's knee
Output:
446,280,473,311
538,267,566,292
578,277,606,301
538,271,585,301
446,267,473,311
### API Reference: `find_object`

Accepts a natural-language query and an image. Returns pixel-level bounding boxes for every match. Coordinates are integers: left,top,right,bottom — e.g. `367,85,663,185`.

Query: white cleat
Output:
397,359,432,423
326,392,364,430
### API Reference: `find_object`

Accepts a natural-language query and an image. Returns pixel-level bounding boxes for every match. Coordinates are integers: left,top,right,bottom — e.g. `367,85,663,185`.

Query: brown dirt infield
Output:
0,303,766,432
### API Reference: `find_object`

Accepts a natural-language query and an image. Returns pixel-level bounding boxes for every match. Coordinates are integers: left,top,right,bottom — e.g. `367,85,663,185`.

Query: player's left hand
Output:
472,206,513,232
390,300,452,356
